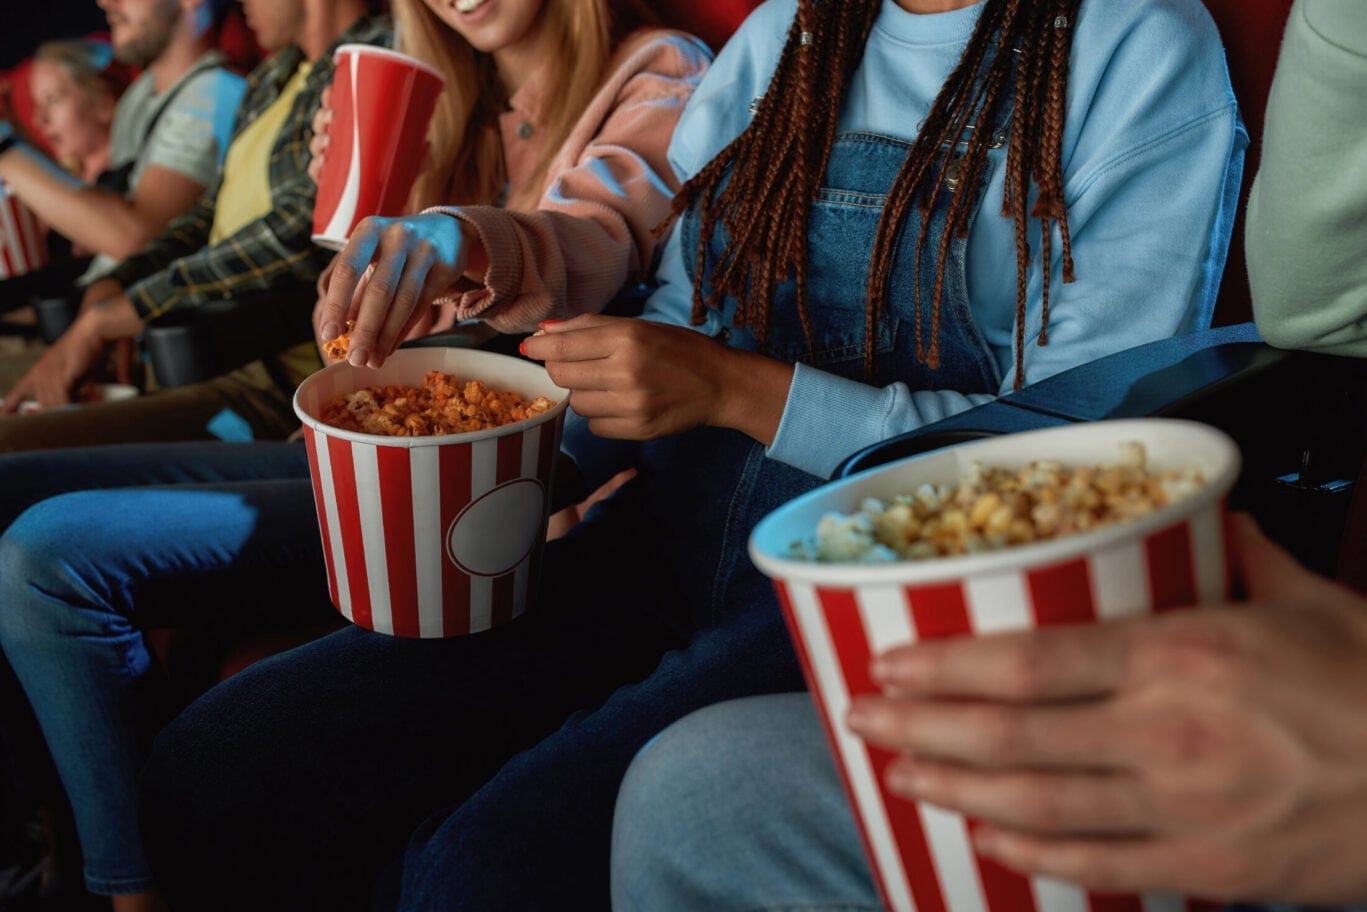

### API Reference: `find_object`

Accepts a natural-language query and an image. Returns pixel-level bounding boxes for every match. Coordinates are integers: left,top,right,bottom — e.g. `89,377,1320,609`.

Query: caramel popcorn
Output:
321,321,354,361
798,442,1204,563
318,371,555,436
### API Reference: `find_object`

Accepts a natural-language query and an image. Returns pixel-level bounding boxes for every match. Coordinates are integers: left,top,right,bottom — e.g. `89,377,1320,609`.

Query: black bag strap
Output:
94,55,222,196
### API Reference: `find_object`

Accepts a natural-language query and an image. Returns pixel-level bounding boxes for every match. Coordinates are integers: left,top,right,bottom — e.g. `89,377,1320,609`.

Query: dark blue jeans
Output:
0,441,331,893
138,462,807,911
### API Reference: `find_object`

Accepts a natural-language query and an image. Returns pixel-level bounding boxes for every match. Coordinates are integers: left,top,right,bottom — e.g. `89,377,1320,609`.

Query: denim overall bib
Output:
634,127,1008,635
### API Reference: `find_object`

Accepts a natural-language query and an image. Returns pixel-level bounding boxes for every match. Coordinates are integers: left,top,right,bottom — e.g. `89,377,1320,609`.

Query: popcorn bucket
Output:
748,419,1241,912
0,180,49,279
294,348,569,638
311,44,445,251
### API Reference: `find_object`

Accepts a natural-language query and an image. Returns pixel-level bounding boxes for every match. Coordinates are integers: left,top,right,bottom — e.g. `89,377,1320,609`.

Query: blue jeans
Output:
612,693,882,912
612,695,1366,912
0,441,332,894
138,460,808,911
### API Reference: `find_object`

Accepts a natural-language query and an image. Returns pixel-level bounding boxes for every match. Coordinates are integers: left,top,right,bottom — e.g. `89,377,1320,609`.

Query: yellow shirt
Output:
210,61,314,243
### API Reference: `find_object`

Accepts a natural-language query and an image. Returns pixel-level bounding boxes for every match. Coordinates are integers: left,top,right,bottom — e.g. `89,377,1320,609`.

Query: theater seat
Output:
1200,0,1295,326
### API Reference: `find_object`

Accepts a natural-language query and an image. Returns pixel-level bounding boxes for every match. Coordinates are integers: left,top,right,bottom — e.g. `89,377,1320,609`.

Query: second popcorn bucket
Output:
749,418,1241,912
0,179,49,279
294,348,570,638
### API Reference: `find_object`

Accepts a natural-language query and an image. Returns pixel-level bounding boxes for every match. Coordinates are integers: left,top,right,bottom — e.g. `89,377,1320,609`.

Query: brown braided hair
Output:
671,0,1082,389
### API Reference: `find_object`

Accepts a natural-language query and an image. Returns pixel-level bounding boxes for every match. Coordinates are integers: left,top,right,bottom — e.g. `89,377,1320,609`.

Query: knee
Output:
139,694,264,908
0,500,96,652
611,700,773,908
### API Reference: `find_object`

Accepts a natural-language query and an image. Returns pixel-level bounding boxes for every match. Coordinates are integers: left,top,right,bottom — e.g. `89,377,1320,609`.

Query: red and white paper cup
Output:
749,419,1241,912
0,180,49,279
294,348,569,638
311,44,445,251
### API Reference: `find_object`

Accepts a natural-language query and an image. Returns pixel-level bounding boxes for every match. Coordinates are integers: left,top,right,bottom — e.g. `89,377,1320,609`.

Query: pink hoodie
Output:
425,28,712,333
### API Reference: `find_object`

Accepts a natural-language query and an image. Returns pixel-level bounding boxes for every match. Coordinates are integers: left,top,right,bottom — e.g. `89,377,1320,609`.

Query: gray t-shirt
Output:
82,50,246,283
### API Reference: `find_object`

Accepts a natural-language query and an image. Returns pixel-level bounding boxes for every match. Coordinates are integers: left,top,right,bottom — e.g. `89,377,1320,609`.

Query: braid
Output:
669,1,878,350
676,0,1082,390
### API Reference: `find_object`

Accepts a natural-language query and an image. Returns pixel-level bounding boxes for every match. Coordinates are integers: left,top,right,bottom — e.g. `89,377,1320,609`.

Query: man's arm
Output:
105,182,219,291
0,137,207,259
123,164,332,321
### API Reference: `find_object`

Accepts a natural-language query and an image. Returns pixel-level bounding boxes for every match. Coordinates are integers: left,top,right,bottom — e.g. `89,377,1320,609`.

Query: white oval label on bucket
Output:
446,478,546,577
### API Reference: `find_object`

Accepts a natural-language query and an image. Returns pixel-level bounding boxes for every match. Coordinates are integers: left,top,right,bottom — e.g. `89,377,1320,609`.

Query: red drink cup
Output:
294,348,569,638
749,419,1241,912
0,180,49,279
311,45,445,251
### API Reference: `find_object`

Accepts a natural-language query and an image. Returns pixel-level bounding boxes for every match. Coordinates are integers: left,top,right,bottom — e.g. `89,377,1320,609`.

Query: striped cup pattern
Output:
311,45,444,251
294,348,569,638
0,181,48,279
302,414,563,637
773,507,1229,912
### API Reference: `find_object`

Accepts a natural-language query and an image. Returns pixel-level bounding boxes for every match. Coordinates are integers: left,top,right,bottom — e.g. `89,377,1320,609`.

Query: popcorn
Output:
321,321,355,361
800,442,1204,563
318,371,555,436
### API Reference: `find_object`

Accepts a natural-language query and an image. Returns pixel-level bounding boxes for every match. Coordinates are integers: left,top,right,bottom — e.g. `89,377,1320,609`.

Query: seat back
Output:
1200,0,1294,326
653,0,762,52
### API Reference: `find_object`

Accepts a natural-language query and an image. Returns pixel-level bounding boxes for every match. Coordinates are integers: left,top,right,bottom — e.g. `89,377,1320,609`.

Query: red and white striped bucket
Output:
749,419,1241,912
294,347,569,637
0,180,49,279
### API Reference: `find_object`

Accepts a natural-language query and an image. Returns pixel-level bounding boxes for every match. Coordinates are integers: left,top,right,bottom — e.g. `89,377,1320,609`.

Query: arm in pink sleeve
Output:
424,32,711,333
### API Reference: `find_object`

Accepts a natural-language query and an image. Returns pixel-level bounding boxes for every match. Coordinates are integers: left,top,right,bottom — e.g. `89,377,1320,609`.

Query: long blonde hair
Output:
392,0,659,211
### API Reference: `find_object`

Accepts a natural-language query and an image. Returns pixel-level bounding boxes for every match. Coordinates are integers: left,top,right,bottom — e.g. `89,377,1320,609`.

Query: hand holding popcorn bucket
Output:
749,419,1241,912
294,348,569,637
0,179,49,279
311,45,445,251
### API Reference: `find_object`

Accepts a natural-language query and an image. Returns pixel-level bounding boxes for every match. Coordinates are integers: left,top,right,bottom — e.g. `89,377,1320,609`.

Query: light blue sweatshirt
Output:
631,0,1246,480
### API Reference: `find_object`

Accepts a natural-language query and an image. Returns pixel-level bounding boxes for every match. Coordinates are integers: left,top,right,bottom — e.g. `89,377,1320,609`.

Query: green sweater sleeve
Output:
1248,0,1367,356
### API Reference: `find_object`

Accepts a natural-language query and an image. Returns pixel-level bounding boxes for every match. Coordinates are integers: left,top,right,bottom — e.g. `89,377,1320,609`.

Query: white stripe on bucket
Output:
791,582,914,912
1030,876,1089,912
465,437,499,631
314,436,353,622
1188,510,1226,604
411,445,444,638
1089,540,1149,621
1142,894,1188,912
352,441,393,635
965,572,1031,634
0,195,22,279
920,802,986,912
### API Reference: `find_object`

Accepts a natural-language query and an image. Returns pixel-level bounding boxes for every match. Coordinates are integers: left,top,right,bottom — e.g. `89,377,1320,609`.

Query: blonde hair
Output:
391,0,658,212
34,39,131,111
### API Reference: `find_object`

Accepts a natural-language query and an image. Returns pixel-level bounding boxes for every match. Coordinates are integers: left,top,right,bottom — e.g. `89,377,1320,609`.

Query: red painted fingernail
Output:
538,319,565,329
518,339,528,356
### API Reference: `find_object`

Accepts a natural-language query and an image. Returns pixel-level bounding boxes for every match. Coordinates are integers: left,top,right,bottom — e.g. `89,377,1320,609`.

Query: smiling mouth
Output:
455,0,489,12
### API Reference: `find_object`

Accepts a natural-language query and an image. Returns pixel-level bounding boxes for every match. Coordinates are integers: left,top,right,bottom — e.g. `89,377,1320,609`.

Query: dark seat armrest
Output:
144,294,316,388
835,323,1339,479
143,279,659,389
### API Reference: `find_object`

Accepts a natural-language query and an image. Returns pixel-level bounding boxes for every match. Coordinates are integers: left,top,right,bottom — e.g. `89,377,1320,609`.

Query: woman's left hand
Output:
523,315,793,444
317,213,470,368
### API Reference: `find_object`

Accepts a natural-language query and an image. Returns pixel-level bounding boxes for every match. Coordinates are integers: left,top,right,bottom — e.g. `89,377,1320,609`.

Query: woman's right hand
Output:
307,87,333,186
79,278,124,314
524,315,795,445
317,213,470,368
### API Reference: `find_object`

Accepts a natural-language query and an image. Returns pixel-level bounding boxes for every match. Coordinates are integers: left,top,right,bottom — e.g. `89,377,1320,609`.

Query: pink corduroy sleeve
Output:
423,31,711,334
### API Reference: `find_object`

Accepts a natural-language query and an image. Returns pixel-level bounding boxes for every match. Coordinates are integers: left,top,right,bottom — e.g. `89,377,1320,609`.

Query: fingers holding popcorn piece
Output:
319,214,471,370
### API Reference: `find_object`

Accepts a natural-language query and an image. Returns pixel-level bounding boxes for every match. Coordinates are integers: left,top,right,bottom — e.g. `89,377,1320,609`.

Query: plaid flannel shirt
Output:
110,15,393,320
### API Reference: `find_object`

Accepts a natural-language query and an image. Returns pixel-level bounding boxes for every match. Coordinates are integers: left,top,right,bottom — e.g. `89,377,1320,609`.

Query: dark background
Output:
2,2,111,70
